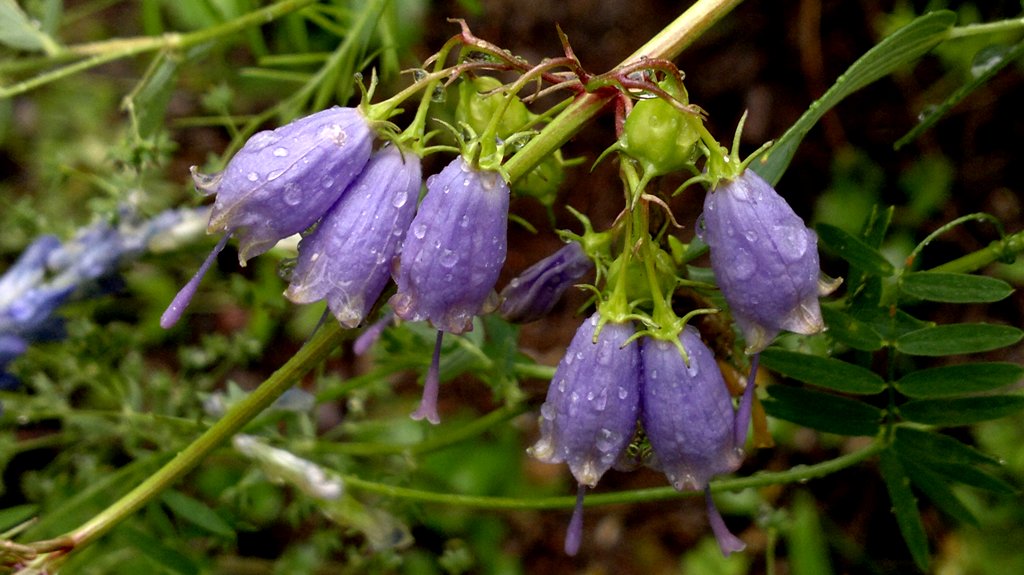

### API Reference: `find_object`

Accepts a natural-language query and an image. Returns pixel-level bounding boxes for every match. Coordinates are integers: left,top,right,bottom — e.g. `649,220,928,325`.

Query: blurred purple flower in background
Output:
499,241,593,324
0,207,207,395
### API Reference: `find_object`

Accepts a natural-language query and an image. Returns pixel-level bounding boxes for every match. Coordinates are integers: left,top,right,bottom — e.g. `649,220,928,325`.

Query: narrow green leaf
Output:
817,223,895,277
123,526,200,575
894,427,999,466
0,504,38,532
160,489,235,538
924,461,1018,495
760,348,885,395
896,362,1024,398
754,11,956,185
899,456,978,526
879,449,930,572
896,40,1024,148
0,0,59,52
862,205,895,248
896,323,1023,356
900,271,1014,303
124,51,181,139
762,386,882,436
821,306,884,351
788,490,835,575
847,303,931,344
900,395,1024,426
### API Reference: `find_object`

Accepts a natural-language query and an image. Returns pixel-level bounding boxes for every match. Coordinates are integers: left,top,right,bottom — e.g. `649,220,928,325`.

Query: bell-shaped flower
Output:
285,145,421,327
388,155,509,425
698,169,838,353
198,106,374,263
528,312,641,554
498,241,593,323
640,327,756,555
162,107,374,328
389,156,509,334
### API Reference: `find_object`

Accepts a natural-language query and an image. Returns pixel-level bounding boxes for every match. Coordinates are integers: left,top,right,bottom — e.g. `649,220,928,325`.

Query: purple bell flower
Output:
498,241,593,323
640,327,756,556
698,169,837,353
196,106,374,263
162,108,375,328
389,156,509,334
285,145,421,327
529,312,641,554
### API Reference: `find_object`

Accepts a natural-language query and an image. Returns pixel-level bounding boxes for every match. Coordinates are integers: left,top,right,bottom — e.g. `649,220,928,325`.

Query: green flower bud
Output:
621,82,702,177
456,76,532,139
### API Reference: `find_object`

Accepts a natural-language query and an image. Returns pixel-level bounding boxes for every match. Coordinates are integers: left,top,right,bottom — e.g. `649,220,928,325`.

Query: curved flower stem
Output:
61,320,346,552
0,0,320,99
339,438,885,510
928,229,1024,274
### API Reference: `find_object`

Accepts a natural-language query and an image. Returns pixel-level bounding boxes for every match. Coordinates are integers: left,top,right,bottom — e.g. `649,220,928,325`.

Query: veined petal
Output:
203,106,374,264
390,156,509,334
285,145,421,327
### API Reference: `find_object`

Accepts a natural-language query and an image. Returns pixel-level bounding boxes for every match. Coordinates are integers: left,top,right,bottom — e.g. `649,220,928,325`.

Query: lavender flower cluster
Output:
529,313,753,556
163,107,516,424
529,167,832,555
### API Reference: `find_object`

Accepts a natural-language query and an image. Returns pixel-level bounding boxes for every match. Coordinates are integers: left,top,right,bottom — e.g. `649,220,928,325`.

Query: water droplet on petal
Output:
273,147,289,157
392,190,408,208
730,248,756,280
412,223,427,239
440,249,458,268
773,225,809,262
246,172,259,182
540,403,555,420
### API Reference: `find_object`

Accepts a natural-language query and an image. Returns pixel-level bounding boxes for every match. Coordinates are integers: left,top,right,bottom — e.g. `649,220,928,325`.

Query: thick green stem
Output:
503,0,744,183
65,321,346,549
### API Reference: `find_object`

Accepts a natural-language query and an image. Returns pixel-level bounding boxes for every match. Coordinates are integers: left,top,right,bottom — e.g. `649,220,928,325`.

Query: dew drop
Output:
773,225,809,262
273,147,289,157
392,190,408,208
283,184,302,206
730,248,756,280
618,387,628,400
540,403,556,420
557,378,567,393
744,230,758,243
412,223,427,239
246,172,259,182
321,176,335,189
440,249,458,268
595,428,620,452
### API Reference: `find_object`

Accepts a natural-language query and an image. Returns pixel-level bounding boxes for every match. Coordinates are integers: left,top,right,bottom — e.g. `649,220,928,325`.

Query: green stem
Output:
502,0,744,184
928,229,1024,274
945,17,1024,40
339,438,885,509
64,320,346,550
0,0,319,98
